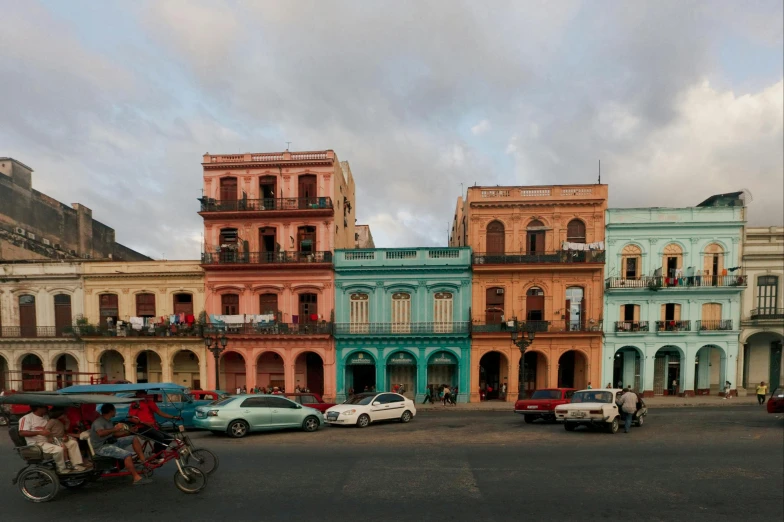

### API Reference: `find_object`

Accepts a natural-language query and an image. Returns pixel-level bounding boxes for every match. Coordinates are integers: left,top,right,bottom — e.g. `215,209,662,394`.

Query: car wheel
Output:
227,420,249,438
564,423,576,431
356,414,370,428
302,416,320,432
635,415,644,427
523,415,534,424
400,410,412,423
607,417,619,434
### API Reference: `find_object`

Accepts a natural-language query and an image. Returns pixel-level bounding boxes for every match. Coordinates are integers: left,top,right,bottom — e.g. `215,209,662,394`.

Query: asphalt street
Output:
0,406,781,522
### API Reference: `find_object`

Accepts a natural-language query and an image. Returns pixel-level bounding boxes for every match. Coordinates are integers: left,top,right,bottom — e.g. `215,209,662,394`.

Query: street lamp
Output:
204,333,229,390
510,320,536,399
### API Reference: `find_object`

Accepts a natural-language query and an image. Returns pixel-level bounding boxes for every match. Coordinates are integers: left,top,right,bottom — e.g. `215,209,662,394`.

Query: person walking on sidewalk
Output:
756,381,768,405
422,385,433,404
723,381,732,399
442,385,452,406
616,388,638,433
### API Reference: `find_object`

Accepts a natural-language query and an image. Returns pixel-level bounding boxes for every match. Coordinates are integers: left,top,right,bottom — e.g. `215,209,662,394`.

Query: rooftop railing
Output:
473,250,605,265
606,274,747,289
201,251,332,265
333,322,470,335
199,197,333,213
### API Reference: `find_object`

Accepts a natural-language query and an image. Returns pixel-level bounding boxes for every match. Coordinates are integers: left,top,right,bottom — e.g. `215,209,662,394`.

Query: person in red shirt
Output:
127,392,180,457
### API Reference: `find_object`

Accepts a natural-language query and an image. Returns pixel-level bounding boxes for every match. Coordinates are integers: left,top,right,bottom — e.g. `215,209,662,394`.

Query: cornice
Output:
84,272,205,280
203,159,333,171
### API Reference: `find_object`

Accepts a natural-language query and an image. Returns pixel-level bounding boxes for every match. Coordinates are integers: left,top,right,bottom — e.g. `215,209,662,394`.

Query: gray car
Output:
194,395,324,438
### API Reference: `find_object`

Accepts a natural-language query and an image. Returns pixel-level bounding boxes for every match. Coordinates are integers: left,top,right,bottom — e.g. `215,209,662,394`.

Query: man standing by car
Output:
616,389,638,434
90,404,151,486
18,405,85,474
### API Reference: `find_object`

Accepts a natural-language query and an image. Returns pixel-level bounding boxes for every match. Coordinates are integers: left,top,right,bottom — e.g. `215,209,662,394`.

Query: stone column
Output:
124,358,136,384
508,348,520,402
161,350,173,383
246,355,257,392
681,345,696,397
469,350,480,403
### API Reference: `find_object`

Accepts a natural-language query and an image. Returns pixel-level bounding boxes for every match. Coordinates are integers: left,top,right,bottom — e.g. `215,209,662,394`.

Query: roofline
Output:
0,157,34,172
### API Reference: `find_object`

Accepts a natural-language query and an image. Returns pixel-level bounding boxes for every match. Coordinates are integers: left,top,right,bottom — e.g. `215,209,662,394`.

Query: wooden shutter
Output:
702,303,721,322
259,294,278,314
173,294,193,316
54,294,72,335
633,305,640,322
486,222,505,254
220,177,238,201
19,295,37,336
299,293,318,323
221,294,239,315
99,294,119,321
136,293,156,317
485,287,504,323
566,219,586,243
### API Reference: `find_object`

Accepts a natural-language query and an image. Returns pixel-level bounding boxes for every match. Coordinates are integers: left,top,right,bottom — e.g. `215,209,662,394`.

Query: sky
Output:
1,0,782,259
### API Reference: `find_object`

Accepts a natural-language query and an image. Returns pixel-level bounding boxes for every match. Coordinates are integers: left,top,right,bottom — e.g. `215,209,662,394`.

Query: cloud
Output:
0,0,781,261
471,120,491,136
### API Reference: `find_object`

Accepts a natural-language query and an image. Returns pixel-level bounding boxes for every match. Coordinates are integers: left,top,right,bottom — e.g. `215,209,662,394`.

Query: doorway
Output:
298,174,317,208
260,176,277,209
486,221,505,255
485,287,505,324
479,352,505,400
526,220,545,254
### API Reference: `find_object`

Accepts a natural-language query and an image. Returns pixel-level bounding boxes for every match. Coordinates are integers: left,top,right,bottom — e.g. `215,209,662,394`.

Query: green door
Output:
770,342,782,392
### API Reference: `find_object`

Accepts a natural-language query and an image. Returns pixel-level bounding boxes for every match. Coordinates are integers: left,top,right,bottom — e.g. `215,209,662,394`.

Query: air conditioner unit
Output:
14,227,25,236
27,233,36,241
42,238,50,246
496,288,504,295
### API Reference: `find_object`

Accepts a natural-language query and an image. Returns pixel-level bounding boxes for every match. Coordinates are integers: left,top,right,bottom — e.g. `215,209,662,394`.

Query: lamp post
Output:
510,320,536,400
204,334,229,390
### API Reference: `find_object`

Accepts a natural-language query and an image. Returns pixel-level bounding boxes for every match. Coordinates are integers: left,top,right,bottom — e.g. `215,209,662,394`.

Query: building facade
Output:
78,261,207,389
602,195,747,397
199,150,357,401
0,261,87,391
739,226,783,393
333,247,472,402
451,185,607,402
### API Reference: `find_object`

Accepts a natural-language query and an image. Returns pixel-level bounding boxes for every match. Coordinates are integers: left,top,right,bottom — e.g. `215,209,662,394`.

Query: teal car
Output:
193,395,323,438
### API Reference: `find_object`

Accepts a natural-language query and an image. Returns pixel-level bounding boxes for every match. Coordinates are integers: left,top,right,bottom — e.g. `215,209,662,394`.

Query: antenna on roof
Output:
598,159,601,184
286,142,292,151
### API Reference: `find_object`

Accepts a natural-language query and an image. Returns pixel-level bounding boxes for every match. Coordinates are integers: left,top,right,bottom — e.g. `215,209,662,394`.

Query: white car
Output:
324,392,416,428
554,388,624,433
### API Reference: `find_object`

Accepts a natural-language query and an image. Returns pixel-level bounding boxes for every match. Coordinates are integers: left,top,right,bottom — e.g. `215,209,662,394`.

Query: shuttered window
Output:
19,295,37,337
434,292,453,333
566,219,586,243
136,293,156,317
259,293,278,315
99,294,119,323
54,294,72,335
350,293,370,333
222,294,239,315
391,293,411,333
173,293,193,316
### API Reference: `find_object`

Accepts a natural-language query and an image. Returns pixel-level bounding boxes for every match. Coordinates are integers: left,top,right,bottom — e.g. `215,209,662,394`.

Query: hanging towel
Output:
223,315,244,324
186,314,195,324
309,313,318,322
130,317,144,330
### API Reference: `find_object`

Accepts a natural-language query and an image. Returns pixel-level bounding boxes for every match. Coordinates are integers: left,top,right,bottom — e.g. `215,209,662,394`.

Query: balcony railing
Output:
614,321,650,332
696,320,734,331
206,323,333,335
655,320,691,332
199,197,333,213
333,322,470,335
473,250,605,265
68,324,205,338
470,320,603,333
750,308,784,320
0,326,64,338
202,251,333,265
606,274,748,289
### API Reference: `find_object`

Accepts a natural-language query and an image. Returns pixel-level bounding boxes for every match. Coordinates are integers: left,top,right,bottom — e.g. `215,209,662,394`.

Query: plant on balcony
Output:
647,280,662,291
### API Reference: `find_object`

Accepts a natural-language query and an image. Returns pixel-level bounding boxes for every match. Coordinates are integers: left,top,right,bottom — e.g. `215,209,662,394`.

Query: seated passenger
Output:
46,408,89,470
18,405,85,474
90,404,151,486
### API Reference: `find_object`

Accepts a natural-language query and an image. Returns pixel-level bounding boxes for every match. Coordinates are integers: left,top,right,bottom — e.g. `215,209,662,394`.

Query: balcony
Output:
614,321,650,333
201,251,333,269
749,308,784,321
696,320,734,332
198,197,333,218
68,324,205,338
206,323,332,336
333,322,470,336
606,274,748,290
470,320,602,334
655,320,691,333
473,250,605,266
0,326,68,339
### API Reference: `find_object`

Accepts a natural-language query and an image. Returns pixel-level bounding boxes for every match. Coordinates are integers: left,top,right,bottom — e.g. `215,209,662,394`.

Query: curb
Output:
416,403,760,412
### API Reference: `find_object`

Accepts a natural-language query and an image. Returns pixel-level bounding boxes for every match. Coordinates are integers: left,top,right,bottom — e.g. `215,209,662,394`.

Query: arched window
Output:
54,294,72,336
259,293,278,315
135,293,156,318
99,293,119,326
566,219,586,244
18,295,37,337
621,244,642,279
486,221,505,255
349,293,370,333
434,292,454,332
299,293,318,324
485,287,505,324
221,294,239,315
703,243,725,285
527,220,545,254
662,243,683,280
526,287,545,322
391,292,411,333
565,287,584,331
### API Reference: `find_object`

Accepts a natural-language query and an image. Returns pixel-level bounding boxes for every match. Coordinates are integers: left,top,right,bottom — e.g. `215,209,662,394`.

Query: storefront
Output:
344,351,377,394
386,351,417,399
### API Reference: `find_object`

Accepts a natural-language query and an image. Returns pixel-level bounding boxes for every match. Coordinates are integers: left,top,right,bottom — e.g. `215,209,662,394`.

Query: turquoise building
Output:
602,193,747,396
333,247,472,402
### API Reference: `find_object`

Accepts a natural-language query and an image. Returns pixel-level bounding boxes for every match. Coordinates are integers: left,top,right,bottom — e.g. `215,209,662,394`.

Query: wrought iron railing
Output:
199,197,333,212
67,324,204,338
333,322,470,335
201,251,333,265
473,250,605,265
206,323,333,335
655,320,691,332
614,321,650,332
750,308,784,320
0,326,64,338
470,320,603,333
696,320,734,331
606,274,747,289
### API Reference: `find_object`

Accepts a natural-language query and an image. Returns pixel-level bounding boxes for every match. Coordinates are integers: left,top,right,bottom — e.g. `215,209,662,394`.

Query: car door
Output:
369,393,396,421
239,397,272,430
384,394,406,419
266,396,302,428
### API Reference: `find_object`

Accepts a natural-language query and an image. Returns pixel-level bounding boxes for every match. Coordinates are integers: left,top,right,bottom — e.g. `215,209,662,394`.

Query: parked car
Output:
324,392,416,428
767,387,784,414
284,392,336,413
193,395,323,438
555,389,646,433
514,388,576,423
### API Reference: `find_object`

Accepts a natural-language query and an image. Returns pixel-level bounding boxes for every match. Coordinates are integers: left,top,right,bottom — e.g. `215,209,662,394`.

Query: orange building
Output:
450,185,607,402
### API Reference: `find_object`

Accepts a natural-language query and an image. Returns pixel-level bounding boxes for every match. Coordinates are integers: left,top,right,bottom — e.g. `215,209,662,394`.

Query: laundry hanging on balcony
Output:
562,240,604,251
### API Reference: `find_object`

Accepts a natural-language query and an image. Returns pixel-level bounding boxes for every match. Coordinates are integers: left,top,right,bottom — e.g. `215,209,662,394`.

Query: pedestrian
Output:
235,386,241,395
443,385,452,406
348,387,354,397
616,388,637,433
605,382,612,389
617,380,623,388
370,385,376,392
501,383,507,400
364,385,369,392
392,383,399,394
587,382,592,389
438,385,445,402
241,385,247,394
398,384,405,396
723,381,732,399
451,386,458,405
423,385,433,404
756,381,768,405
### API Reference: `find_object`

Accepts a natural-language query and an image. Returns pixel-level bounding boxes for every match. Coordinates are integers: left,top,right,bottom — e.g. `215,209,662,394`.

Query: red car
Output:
767,387,784,414
189,390,226,402
514,388,577,423
284,393,335,413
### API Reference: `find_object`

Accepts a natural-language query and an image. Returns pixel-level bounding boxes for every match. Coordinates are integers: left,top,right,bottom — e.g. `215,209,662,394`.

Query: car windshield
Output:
343,394,376,405
570,391,613,404
531,390,561,399
211,397,236,407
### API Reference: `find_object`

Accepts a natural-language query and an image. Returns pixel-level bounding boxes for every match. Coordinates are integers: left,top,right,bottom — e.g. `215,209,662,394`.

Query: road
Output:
0,406,781,521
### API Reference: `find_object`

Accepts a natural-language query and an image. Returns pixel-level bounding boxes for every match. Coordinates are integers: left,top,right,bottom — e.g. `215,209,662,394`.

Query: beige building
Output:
0,261,86,391
79,261,208,389
740,227,784,393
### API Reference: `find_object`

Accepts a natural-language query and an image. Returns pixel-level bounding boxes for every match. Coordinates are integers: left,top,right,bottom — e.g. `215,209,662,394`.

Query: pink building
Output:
200,150,357,400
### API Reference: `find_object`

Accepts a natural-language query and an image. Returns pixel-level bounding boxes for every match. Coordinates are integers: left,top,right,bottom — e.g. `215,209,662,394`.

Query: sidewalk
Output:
417,394,760,412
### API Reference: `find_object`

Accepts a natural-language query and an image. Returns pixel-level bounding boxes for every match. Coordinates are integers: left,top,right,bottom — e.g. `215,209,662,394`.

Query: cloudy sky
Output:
1,1,782,259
